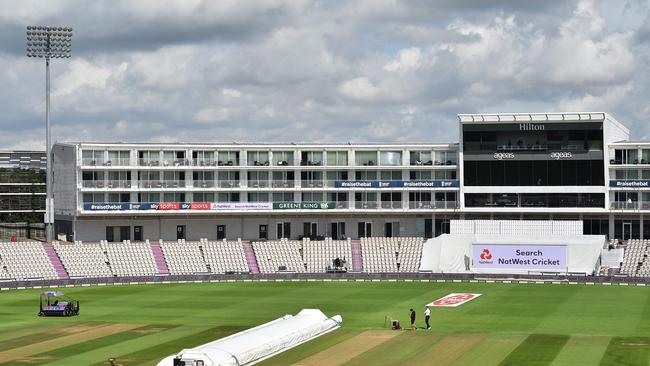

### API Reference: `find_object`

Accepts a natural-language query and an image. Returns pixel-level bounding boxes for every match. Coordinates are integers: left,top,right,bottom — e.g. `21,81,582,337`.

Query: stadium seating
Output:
160,240,208,275
0,241,58,280
102,240,158,276
253,239,306,273
0,236,429,279
360,237,425,273
202,239,250,274
54,241,113,278
620,239,650,277
303,238,352,272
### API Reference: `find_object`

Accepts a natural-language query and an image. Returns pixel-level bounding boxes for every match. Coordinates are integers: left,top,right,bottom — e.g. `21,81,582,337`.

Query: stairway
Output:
150,242,169,275
351,240,363,272
242,242,260,274
42,243,69,279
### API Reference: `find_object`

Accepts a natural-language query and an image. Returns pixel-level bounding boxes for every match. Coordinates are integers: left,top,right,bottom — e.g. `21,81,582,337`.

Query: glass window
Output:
355,151,377,166
301,151,323,165
272,151,293,166
273,192,293,202
410,151,432,165
217,151,239,165
355,170,378,180
248,192,270,202
248,151,269,166
380,170,401,180
193,192,215,202
302,192,324,201
326,151,348,166
107,150,130,165
379,151,402,166
138,192,159,202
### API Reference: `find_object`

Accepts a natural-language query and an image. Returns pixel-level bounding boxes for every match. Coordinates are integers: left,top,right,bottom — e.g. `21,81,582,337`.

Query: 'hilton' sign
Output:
519,123,545,131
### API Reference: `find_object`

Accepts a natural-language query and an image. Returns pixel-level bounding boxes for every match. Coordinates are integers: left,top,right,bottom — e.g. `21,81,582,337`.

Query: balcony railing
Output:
611,201,640,210
301,180,324,188
409,201,459,209
248,180,270,188
193,180,215,188
161,159,190,167
138,159,161,167
271,180,295,188
105,158,131,166
355,201,379,209
380,201,403,209
192,159,217,167
217,180,240,188
81,158,105,166
82,180,105,188
139,180,163,189
107,180,131,189
161,180,186,188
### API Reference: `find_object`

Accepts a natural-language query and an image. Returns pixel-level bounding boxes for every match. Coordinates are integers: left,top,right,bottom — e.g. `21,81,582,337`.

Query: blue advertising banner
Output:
609,180,650,188
334,180,459,188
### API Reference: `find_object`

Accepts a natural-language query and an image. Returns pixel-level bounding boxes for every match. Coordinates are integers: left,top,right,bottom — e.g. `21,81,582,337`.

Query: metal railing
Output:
107,180,131,189
408,201,459,209
611,201,640,210
355,201,379,209
193,180,215,188
271,180,295,188
301,180,324,188
217,180,240,188
248,180,270,188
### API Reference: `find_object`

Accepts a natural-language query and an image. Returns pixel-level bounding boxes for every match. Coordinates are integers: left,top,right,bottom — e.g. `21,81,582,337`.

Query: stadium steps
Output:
149,242,170,275
42,243,69,279
242,242,260,274
351,240,363,272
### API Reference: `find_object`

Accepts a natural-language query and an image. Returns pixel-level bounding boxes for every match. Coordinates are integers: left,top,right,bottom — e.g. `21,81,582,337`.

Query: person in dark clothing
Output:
409,308,416,330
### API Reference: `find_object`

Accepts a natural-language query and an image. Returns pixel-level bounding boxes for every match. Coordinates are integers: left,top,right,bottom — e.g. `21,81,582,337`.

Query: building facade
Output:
0,151,46,223
53,112,649,242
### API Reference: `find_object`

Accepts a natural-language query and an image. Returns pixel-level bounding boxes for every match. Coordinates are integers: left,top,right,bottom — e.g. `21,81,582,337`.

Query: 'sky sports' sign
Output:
472,244,567,270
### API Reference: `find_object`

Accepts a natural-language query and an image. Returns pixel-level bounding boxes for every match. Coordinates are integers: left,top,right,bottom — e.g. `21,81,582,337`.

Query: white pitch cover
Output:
157,309,342,366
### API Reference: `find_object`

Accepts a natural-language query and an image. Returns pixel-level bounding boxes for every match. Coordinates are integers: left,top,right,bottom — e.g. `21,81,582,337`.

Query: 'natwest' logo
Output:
480,249,492,260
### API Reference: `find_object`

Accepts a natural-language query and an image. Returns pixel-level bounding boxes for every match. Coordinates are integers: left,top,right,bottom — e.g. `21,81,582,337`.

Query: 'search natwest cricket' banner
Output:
426,293,482,307
472,244,567,270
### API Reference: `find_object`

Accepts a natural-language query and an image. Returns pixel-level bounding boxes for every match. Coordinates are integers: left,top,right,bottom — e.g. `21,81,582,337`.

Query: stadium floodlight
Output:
26,26,73,242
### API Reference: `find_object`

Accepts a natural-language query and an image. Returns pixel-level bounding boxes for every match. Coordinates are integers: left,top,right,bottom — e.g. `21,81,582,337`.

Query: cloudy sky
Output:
0,0,649,149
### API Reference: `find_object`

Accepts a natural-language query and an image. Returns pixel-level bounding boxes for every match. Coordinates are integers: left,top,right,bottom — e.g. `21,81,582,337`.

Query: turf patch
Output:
291,330,400,366
15,324,178,364
0,322,104,352
258,329,359,366
599,337,650,366
406,333,486,366
452,334,527,366
499,334,569,366
87,325,245,366
0,323,141,364
344,331,444,366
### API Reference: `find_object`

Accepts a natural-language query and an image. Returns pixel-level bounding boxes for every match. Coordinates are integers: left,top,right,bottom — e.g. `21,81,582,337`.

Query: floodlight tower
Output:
26,26,73,242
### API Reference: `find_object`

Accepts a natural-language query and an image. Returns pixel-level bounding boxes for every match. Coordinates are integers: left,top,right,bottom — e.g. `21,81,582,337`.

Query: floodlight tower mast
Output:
26,26,73,242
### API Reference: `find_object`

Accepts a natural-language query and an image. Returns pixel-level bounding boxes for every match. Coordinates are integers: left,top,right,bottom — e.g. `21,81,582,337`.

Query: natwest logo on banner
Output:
493,152,515,160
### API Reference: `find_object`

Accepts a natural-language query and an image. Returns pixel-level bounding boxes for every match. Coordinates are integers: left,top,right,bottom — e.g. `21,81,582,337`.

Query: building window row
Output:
80,148,458,167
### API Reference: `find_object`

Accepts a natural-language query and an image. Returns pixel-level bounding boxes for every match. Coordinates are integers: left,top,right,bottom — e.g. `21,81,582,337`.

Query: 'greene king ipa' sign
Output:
472,244,567,271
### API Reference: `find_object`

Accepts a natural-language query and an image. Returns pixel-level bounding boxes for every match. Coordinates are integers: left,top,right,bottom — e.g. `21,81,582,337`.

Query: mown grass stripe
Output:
26,324,178,361
499,334,570,366
0,322,104,352
407,333,486,366
598,337,650,366
450,334,527,366
85,325,245,366
258,329,359,366
549,335,611,366
343,331,444,366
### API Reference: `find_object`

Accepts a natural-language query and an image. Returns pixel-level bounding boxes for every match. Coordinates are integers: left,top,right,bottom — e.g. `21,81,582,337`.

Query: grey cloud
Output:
0,0,649,151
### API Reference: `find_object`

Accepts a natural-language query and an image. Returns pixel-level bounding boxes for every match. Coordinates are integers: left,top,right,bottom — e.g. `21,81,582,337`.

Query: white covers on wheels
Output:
156,309,342,366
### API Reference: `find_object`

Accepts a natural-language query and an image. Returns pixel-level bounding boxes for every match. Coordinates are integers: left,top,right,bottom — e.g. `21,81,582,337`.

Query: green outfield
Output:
0,281,649,366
